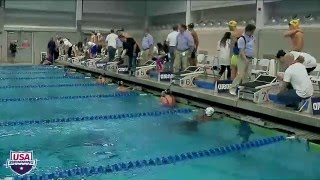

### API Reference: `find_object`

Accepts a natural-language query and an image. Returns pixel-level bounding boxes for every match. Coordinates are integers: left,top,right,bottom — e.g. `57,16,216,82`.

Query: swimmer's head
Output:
289,19,300,30
205,107,215,117
276,49,286,61
118,81,124,86
228,20,237,31
161,91,166,97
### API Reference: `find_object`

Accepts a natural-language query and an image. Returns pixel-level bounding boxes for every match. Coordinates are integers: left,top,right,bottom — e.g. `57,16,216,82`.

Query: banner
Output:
215,80,233,93
158,72,174,82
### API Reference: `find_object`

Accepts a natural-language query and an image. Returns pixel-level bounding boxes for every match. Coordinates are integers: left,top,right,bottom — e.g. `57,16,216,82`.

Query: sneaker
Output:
229,89,237,96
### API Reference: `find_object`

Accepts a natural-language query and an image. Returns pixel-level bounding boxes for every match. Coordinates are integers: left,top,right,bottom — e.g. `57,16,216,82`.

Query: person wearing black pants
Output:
216,32,232,81
219,65,231,80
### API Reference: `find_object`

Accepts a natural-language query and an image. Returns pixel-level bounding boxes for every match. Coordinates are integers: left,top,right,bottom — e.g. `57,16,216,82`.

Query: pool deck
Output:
57,60,320,129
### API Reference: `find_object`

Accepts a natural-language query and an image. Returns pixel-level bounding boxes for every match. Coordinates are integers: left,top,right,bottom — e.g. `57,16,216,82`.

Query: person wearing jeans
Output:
275,52,313,109
229,24,256,95
166,25,179,72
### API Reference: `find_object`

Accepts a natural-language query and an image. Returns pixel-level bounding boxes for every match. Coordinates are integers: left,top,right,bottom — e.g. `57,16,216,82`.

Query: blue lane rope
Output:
0,83,106,89
18,135,286,180
0,66,56,70
0,92,141,102
0,108,192,127
0,71,62,74
0,76,84,80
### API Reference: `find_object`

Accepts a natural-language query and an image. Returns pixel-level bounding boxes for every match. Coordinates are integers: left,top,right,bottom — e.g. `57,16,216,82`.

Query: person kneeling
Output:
276,53,313,109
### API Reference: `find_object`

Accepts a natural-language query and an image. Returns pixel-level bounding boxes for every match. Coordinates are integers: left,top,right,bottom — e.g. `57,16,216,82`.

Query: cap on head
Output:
228,20,237,27
205,107,215,117
289,19,300,27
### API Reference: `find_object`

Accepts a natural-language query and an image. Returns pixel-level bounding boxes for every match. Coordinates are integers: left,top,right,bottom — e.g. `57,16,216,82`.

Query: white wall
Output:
82,0,146,30
5,0,76,12
146,1,186,16
191,0,255,11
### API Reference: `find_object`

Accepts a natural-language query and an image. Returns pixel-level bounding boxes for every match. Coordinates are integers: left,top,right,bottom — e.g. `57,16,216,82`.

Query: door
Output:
7,31,33,64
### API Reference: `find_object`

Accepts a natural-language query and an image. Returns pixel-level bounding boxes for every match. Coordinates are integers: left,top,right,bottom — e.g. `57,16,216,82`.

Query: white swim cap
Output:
205,107,215,117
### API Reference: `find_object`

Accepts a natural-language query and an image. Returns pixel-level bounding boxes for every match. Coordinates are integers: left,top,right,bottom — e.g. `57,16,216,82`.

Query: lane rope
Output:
0,92,141,102
0,83,106,89
0,108,192,127
0,71,62,75
19,135,287,180
0,66,57,70
0,76,84,80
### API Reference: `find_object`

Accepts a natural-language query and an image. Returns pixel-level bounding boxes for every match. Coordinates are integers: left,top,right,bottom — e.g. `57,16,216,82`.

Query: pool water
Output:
0,66,319,179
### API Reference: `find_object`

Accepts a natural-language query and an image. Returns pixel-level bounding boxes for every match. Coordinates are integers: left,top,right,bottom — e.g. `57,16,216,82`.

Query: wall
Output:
4,0,76,27
82,0,146,30
33,32,80,64
192,4,256,23
146,1,186,16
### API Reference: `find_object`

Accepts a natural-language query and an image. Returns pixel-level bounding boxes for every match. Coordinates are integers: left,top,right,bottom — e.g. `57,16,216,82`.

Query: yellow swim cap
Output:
228,20,237,27
289,19,300,26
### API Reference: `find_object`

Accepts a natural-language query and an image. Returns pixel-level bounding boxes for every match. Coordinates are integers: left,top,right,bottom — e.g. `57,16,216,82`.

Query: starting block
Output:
238,75,279,103
135,60,156,78
172,66,205,87
105,61,119,72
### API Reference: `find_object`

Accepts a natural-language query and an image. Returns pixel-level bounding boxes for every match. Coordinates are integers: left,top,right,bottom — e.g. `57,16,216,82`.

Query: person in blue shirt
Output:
229,24,256,95
141,28,154,65
174,24,195,73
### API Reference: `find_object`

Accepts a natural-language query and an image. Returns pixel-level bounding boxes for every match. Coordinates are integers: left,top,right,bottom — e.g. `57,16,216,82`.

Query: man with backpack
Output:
229,24,256,96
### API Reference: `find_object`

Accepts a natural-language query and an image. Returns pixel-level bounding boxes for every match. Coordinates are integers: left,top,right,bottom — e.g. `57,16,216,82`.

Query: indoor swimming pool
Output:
0,65,320,180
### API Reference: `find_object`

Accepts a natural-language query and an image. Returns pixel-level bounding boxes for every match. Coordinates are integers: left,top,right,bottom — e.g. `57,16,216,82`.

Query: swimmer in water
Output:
117,81,129,92
96,74,111,84
182,107,224,132
284,19,304,52
160,89,176,107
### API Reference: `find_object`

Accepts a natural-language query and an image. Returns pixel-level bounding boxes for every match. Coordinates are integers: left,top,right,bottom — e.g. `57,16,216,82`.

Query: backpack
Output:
233,36,246,55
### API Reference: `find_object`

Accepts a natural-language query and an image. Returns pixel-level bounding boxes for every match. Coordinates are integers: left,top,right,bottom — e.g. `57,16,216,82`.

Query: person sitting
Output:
182,107,224,132
96,74,111,84
276,49,317,74
275,52,313,109
160,89,176,107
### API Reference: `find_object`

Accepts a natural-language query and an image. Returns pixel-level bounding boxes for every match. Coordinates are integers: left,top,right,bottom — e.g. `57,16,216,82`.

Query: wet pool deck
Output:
57,61,320,129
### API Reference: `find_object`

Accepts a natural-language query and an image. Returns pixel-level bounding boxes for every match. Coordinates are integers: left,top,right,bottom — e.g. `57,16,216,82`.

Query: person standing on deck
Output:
229,21,244,80
229,24,256,96
188,23,199,66
105,29,118,61
141,28,154,65
166,25,179,72
174,24,195,73
284,19,304,52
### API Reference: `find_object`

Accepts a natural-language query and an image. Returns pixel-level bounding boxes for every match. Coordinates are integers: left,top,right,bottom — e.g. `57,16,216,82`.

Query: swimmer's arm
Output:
283,29,299,37
279,81,289,94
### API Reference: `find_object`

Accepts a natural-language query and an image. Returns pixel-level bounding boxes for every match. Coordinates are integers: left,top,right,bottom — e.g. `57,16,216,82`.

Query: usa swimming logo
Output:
6,151,37,176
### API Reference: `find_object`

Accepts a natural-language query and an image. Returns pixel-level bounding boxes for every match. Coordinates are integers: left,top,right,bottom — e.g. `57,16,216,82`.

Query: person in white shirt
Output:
276,52,313,109
166,25,179,71
276,49,317,74
105,29,118,61
216,32,232,80
59,38,73,57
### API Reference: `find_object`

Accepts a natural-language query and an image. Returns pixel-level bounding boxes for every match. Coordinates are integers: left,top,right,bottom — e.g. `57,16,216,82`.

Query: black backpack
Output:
233,36,246,55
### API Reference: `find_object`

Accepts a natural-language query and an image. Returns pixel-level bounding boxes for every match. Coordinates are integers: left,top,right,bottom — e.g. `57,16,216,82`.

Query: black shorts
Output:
191,51,196,59
306,67,316,74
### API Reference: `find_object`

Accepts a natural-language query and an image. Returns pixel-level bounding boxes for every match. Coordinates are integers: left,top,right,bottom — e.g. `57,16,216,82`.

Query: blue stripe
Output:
0,83,106,89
